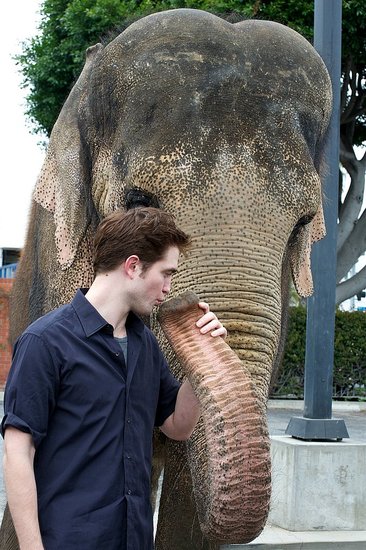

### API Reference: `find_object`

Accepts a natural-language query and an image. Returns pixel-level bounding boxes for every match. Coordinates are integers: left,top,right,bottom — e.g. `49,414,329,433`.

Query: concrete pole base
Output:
269,436,366,531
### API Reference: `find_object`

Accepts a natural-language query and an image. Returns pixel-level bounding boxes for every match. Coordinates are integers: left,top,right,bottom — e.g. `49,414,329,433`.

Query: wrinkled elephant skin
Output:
158,291,271,543
4,8,332,550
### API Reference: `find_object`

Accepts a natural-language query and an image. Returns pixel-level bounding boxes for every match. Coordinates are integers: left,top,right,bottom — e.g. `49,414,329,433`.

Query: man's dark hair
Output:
93,207,191,274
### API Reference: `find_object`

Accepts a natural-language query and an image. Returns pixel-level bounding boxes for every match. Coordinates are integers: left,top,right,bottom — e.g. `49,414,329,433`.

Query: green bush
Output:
271,307,366,400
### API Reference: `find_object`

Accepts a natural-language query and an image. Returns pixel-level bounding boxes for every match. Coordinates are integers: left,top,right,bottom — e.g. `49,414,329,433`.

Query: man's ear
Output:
124,255,141,278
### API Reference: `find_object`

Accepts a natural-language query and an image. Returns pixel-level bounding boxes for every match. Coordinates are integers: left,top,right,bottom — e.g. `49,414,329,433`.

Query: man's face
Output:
132,246,180,316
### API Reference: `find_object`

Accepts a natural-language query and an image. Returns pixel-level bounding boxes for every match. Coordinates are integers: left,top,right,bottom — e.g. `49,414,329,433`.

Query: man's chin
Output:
130,305,150,317
132,301,162,318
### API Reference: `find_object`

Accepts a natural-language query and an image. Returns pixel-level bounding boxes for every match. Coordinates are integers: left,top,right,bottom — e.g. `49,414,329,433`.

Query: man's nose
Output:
163,279,171,294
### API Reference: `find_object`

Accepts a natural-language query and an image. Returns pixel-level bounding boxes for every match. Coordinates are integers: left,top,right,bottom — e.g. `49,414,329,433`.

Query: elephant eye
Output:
293,214,314,232
288,214,314,246
124,187,160,210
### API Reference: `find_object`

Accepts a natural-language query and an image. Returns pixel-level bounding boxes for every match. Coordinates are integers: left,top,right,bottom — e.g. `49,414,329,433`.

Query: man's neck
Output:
85,272,130,337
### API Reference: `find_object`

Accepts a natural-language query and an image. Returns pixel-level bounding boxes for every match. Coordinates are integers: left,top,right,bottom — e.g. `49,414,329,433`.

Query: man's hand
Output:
196,302,227,339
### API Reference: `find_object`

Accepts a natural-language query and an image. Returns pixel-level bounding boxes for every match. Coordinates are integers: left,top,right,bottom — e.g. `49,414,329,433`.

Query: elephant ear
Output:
289,204,326,297
33,43,103,269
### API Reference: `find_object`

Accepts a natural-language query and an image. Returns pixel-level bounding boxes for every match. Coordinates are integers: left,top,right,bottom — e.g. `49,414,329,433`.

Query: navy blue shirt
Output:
2,289,180,550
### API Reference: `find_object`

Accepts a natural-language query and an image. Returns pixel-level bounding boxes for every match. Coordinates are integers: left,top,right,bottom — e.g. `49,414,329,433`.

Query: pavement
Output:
0,396,365,546
267,398,366,442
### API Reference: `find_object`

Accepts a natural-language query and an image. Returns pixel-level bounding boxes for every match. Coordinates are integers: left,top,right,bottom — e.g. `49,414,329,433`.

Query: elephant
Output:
2,8,332,550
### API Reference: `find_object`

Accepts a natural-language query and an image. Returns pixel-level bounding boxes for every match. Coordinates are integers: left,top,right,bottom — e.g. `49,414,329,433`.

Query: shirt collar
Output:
72,288,145,337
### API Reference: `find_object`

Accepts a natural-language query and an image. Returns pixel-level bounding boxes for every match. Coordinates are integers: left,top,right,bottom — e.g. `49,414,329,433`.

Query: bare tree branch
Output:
337,155,366,252
336,263,366,306
340,140,358,175
337,207,366,281
337,56,366,300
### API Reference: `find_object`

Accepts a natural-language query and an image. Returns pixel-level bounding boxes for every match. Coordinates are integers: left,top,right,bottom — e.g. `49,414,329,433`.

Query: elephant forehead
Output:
92,16,330,178
101,10,330,112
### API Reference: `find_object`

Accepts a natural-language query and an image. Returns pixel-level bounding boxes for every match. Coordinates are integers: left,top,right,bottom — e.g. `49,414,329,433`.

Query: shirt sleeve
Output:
154,348,181,428
1,332,60,448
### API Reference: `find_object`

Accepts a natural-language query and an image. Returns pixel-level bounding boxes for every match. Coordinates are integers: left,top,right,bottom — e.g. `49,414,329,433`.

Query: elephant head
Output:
8,8,332,550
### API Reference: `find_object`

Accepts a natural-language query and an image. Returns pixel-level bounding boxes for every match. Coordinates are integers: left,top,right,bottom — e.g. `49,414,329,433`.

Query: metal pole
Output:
286,0,348,440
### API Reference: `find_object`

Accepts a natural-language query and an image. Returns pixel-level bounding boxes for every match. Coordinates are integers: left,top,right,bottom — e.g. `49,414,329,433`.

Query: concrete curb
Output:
268,399,366,413
221,525,366,549
1,393,365,412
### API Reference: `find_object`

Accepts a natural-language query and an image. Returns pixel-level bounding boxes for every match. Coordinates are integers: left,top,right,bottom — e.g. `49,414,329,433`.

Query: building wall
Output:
0,279,13,388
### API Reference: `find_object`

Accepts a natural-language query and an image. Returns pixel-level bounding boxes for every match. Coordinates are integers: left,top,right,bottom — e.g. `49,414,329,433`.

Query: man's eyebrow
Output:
166,268,178,274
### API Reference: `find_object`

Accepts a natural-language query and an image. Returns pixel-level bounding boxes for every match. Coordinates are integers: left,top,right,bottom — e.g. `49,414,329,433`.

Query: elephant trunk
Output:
157,291,271,543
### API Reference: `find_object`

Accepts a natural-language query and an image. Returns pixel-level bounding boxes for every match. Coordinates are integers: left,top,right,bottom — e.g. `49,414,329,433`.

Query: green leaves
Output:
17,0,135,135
272,307,366,400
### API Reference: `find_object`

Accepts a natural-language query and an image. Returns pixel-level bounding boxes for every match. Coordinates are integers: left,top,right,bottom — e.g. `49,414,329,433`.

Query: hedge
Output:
271,307,366,400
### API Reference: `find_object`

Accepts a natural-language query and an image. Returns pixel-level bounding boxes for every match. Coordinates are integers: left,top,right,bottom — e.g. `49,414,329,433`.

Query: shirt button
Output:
127,418,131,423
127,490,132,495
126,455,131,459
115,352,119,356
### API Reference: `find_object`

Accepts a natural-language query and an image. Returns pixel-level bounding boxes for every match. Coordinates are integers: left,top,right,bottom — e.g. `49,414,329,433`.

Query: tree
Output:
18,0,366,305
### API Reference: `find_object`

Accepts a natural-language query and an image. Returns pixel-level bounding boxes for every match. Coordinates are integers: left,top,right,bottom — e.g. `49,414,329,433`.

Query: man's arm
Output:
3,427,44,550
160,380,200,440
160,303,226,440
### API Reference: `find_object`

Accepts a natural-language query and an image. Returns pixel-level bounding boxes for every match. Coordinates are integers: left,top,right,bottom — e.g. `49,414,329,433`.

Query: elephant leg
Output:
0,504,19,550
155,438,219,550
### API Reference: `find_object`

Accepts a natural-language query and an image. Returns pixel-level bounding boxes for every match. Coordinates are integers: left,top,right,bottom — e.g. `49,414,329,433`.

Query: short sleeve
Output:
154,351,180,428
1,332,60,448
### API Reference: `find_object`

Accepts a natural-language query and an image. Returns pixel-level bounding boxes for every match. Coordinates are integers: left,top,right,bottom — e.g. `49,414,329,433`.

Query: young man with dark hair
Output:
2,207,226,550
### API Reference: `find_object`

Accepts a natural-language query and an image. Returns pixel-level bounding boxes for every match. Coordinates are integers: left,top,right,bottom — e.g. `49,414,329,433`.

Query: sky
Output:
0,0,45,249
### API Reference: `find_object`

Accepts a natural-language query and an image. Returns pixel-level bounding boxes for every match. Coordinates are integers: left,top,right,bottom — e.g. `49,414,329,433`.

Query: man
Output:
2,207,226,550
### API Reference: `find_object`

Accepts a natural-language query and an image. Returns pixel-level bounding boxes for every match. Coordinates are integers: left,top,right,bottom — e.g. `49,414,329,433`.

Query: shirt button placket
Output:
125,414,133,497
